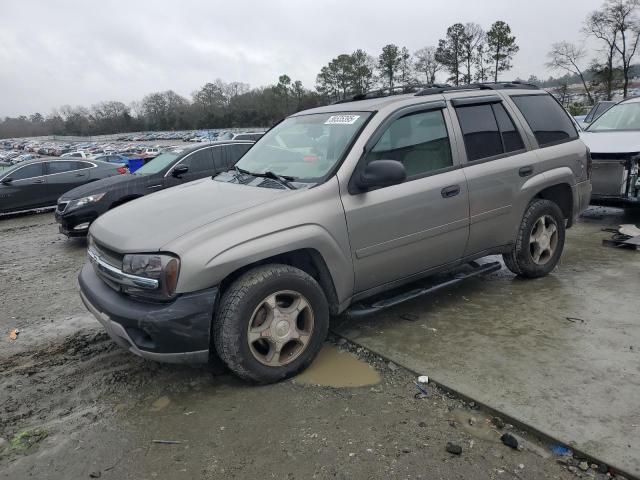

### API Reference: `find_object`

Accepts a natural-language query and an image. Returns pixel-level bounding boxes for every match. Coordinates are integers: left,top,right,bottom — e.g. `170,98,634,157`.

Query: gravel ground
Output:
0,212,597,479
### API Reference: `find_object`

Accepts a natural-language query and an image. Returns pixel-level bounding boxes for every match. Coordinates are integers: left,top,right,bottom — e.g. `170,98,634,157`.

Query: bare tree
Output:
584,8,619,100
461,23,485,84
546,41,594,104
414,47,441,84
607,0,640,97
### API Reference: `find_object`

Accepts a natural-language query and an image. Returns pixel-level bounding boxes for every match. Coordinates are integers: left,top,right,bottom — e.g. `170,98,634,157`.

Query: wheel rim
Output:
246,290,315,367
529,214,558,265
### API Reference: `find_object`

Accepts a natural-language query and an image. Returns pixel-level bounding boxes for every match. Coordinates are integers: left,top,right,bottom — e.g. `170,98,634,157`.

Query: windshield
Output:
588,102,640,131
235,111,371,182
134,152,180,174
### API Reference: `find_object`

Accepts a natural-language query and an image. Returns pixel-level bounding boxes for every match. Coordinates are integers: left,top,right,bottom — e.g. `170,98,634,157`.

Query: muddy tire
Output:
213,264,329,383
503,199,565,278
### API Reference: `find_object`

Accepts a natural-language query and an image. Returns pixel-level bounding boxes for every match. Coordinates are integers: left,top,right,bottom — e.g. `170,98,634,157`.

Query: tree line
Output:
316,20,518,102
546,0,640,106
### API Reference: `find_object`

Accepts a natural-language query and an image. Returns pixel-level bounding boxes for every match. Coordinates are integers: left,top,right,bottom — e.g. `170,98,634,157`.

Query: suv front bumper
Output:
78,262,217,364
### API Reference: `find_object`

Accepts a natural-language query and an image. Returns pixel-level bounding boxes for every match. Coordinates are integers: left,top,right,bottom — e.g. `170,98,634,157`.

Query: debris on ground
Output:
9,328,19,340
413,381,429,398
492,416,505,429
445,442,462,455
417,375,429,384
400,313,419,322
550,443,572,456
602,225,640,250
152,440,182,445
500,432,520,450
89,471,101,478
9,428,48,453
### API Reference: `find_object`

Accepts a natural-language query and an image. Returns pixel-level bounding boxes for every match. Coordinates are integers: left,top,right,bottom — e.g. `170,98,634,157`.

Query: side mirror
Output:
1,177,13,185
354,160,406,191
172,165,189,178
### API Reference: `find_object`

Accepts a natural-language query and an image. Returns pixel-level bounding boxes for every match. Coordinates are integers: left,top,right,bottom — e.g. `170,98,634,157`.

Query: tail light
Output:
117,166,128,175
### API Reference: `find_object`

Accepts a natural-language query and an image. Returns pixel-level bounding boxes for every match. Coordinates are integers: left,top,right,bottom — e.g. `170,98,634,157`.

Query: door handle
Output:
441,185,461,198
75,173,86,177
519,166,534,177
34,179,45,184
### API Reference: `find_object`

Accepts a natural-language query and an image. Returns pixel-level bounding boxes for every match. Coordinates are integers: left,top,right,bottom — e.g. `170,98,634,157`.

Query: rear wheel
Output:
503,199,565,278
213,264,329,383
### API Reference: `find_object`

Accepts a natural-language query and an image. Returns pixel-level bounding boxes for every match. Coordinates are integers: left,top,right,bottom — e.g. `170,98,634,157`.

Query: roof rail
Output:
415,81,539,96
331,84,431,104
331,81,539,105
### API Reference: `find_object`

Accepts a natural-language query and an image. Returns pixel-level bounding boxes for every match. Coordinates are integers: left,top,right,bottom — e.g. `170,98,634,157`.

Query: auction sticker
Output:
325,114,360,125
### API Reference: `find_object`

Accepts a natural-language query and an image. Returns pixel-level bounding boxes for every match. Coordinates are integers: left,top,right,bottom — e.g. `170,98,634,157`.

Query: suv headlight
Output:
67,193,106,212
121,253,180,300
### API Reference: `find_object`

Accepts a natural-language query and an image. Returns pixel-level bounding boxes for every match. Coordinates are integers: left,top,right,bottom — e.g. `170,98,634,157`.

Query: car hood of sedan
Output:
89,178,291,252
59,173,138,201
580,130,640,154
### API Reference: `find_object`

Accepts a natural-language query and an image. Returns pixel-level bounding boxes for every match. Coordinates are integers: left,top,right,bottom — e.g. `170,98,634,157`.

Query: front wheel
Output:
213,264,329,383
503,199,566,278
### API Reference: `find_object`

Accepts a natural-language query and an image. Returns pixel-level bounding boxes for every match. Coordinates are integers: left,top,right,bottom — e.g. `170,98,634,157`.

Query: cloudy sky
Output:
0,0,604,117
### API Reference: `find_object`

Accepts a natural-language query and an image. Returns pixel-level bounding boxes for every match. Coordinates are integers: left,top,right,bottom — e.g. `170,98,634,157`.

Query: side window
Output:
228,143,252,166
182,149,213,173
75,161,92,169
47,161,79,174
455,104,503,161
211,146,226,170
365,109,453,178
511,94,578,147
492,104,525,153
11,163,44,180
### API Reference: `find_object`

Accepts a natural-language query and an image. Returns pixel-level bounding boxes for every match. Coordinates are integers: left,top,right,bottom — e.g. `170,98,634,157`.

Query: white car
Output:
580,96,640,206
61,151,90,159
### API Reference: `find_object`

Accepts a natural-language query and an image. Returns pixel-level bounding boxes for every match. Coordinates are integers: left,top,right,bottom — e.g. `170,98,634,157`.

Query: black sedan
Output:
0,158,127,215
55,141,253,237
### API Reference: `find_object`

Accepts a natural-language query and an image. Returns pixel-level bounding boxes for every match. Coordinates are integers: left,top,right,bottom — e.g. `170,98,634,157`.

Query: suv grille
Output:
92,241,124,269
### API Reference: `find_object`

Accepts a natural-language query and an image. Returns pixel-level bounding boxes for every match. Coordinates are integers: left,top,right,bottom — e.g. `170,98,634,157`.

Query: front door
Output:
341,106,470,294
0,162,47,212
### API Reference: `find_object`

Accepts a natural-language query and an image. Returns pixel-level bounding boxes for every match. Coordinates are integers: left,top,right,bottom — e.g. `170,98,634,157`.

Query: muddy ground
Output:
0,212,607,479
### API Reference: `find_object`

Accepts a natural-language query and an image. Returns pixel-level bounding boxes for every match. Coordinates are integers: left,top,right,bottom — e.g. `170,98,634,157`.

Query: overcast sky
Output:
0,0,605,117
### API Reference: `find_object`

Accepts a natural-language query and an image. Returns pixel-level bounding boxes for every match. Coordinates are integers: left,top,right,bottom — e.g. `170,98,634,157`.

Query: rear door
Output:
45,160,93,201
212,143,253,173
341,103,470,294
450,96,534,256
0,162,47,212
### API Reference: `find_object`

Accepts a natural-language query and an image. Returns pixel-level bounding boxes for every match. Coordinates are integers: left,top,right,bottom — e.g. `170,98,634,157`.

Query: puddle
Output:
150,396,171,411
449,409,500,442
293,345,381,387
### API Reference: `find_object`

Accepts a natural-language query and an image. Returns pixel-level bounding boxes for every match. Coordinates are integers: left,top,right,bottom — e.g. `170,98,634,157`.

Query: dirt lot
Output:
0,212,616,479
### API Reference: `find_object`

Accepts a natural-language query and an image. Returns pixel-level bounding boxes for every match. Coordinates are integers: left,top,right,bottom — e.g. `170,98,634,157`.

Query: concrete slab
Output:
334,207,640,477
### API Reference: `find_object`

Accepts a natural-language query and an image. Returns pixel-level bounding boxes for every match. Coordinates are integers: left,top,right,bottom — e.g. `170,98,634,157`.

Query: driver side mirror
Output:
1,177,13,185
354,160,406,191
172,165,189,178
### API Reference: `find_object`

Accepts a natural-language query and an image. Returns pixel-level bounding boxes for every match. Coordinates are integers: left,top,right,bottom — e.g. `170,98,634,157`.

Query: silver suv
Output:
79,82,592,383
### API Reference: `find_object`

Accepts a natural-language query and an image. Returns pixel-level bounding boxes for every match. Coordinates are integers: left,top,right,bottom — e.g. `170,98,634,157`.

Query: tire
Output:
503,199,566,278
213,264,329,383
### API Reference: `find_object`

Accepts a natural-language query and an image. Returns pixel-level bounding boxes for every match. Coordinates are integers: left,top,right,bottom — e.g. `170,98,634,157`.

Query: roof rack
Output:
331,81,539,104
415,81,539,96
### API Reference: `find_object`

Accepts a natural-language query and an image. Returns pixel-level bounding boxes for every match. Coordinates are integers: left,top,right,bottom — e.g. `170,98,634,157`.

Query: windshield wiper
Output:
234,166,297,189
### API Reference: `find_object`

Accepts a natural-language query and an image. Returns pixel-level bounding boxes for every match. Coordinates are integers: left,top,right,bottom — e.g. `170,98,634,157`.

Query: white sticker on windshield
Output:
325,114,360,125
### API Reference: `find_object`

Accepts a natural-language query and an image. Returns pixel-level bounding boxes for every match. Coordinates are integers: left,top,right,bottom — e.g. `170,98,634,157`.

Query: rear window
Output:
455,103,524,161
511,95,578,147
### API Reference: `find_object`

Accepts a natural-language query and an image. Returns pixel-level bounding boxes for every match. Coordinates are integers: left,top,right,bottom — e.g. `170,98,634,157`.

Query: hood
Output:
89,178,291,252
580,131,640,154
59,173,140,200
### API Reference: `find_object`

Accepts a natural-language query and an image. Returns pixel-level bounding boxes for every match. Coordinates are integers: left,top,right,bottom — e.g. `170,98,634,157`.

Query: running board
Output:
347,261,502,318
